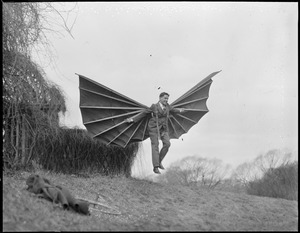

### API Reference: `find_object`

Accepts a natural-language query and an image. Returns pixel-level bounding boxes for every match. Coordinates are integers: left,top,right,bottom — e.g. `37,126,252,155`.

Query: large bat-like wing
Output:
77,74,150,147
168,70,221,139
77,71,221,147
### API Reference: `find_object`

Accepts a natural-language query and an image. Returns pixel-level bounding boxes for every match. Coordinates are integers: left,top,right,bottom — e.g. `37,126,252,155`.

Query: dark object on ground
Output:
26,174,90,215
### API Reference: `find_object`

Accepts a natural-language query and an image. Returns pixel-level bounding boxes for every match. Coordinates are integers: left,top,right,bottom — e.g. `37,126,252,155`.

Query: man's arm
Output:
169,105,186,113
125,107,153,123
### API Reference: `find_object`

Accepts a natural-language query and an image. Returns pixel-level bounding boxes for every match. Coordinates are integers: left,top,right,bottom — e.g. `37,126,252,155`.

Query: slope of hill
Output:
3,170,298,231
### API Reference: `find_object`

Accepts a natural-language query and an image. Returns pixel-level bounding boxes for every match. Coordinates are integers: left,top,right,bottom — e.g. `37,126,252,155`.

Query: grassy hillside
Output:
3,170,298,231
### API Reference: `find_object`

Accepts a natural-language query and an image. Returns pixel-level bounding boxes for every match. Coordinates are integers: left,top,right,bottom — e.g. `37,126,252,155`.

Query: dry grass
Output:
3,169,298,231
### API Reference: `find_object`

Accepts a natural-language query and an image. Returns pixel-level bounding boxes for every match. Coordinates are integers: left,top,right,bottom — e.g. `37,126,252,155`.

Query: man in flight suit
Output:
126,92,185,174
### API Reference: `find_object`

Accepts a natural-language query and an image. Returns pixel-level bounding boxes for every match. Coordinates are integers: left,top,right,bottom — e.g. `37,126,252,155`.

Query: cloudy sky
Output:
33,2,298,177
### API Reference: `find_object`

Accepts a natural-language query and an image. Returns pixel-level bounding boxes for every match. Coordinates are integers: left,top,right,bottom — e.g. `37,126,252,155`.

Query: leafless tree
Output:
158,156,231,189
231,162,262,186
254,149,294,173
231,148,296,187
3,2,78,64
3,2,77,169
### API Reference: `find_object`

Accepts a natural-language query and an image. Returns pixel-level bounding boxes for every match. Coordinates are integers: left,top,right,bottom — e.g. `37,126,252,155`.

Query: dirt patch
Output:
2,170,298,231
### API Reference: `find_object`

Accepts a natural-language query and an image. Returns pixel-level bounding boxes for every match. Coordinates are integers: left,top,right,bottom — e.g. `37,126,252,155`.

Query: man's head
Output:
159,92,169,106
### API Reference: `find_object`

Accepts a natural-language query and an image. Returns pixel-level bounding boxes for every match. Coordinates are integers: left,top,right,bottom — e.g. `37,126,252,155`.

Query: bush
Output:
247,161,298,200
32,127,140,176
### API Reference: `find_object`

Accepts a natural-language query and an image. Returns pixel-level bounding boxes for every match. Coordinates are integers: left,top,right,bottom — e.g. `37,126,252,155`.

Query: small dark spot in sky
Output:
150,54,152,56
158,87,161,90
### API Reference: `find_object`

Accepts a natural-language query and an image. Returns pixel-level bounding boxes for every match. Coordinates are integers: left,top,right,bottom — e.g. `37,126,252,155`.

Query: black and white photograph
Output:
3,2,298,231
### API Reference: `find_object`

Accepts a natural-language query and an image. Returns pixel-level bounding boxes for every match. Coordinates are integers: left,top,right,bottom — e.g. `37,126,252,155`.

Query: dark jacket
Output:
132,102,181,133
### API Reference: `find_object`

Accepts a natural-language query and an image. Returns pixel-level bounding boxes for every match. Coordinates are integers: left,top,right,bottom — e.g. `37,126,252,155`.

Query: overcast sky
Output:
33,2,298,177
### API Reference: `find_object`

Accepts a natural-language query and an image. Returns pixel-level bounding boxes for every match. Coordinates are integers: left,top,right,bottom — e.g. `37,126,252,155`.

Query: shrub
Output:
247,161,298,200
32,127,140,176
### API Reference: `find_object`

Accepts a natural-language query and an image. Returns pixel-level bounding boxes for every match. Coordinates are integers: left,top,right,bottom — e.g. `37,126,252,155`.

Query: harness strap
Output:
155,104,160,140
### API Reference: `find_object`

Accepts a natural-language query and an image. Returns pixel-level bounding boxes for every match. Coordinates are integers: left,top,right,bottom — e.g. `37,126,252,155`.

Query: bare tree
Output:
2,2,77,169
158,156,231,189
231,148,296,187
196,158,231,188
254,149,294,173
231,162,262,186
3,2,78,63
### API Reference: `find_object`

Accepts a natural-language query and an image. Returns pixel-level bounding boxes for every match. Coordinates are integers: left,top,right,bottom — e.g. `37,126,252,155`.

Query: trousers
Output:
148,129,171,167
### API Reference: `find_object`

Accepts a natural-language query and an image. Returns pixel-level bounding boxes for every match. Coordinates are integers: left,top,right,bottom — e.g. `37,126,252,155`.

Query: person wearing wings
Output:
126,92,185,174
78,71,221,175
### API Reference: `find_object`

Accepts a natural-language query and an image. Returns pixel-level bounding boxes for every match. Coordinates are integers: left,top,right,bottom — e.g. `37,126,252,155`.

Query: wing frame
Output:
77,70,221,147
168,70,222,139
77,73,151,147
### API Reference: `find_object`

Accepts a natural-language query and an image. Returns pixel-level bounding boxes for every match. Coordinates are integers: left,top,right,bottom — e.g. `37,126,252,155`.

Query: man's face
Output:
160,95,169,106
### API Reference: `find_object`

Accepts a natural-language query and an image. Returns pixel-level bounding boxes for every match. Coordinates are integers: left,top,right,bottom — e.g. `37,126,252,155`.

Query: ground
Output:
2,170,298,231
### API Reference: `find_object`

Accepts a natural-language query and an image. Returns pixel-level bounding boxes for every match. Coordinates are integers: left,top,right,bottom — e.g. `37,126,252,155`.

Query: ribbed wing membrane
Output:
78,71,221,146
78,74,150,147
168,71,221,139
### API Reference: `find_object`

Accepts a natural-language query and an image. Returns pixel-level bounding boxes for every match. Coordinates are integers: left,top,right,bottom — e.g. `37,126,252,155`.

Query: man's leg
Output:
159,132,171,164
148,130,160,168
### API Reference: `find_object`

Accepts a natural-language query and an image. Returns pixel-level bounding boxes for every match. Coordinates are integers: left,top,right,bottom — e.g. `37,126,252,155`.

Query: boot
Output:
153,167,161,174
